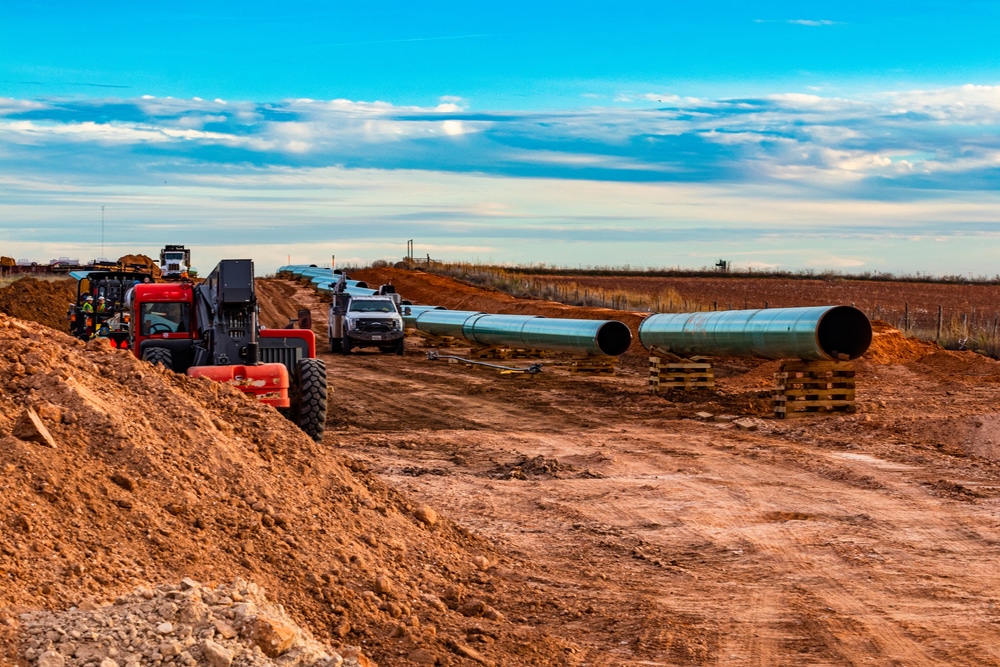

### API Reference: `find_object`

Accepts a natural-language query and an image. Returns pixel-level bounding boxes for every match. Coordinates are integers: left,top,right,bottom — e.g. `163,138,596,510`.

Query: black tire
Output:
142,347,172,370
393,337,405,356
293,358,328,442
342,336,353,355
329,337,342,353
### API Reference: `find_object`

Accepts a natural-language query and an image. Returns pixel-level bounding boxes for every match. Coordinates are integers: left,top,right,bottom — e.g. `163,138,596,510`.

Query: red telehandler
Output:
126,259,327,441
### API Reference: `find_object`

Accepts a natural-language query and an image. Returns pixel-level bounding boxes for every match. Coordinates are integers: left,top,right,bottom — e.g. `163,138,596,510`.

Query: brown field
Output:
4,269,1000,666
524,274,1000,333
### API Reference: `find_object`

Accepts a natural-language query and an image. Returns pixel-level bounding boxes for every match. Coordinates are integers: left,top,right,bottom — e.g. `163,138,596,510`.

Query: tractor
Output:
126,259,327,441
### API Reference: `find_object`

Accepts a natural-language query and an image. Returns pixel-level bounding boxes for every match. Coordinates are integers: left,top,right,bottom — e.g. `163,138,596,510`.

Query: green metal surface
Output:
638,306,871,361
412,310,631,356
400,305,446,328
411,310,482,338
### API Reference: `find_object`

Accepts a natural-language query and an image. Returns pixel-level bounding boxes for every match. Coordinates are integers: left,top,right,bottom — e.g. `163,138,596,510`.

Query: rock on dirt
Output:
19,578,350,667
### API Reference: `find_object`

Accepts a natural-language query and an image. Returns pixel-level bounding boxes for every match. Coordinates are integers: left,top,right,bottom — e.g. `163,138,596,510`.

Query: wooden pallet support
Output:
773,360,856,419
565,356,618,375
648,347,714,393
467,345,552,360
407,328,464,348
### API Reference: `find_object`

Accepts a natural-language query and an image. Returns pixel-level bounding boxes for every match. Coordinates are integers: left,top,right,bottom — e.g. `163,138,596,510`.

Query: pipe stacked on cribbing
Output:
638,306,872,361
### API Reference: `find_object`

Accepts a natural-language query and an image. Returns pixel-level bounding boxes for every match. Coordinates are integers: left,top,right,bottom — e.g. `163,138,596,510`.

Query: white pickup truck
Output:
328,290,405,355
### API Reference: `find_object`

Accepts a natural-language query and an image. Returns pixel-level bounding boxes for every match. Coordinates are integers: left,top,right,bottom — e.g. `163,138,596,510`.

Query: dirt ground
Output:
256,271,1000,666
5,270,1000,665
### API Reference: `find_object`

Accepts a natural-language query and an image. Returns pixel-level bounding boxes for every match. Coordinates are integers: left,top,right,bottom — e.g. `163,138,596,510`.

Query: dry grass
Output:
424,262,701,313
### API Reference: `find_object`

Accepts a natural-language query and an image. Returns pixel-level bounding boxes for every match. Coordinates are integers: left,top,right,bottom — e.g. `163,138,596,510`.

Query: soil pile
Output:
864,320,940,364
0,278,76,332
117,255,161,280
255,280,305,330
0,313,577,666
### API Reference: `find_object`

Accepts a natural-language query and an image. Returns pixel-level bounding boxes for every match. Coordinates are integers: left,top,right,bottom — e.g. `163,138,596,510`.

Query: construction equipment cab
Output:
127,259,328,441
327,274,405,355
68,263,153,348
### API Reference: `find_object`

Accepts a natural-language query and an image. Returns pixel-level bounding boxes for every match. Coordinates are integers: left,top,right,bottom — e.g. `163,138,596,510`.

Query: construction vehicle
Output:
68,262,154,347
127,259,328,441
327,274,405,355
159,245,192,279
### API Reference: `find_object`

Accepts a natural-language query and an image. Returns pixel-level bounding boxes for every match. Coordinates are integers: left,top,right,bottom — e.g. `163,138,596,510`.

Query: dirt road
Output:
256,275,1000,665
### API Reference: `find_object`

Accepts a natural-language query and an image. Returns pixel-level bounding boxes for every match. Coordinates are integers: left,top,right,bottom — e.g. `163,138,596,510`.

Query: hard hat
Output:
98,296,105,300
85,295,93,301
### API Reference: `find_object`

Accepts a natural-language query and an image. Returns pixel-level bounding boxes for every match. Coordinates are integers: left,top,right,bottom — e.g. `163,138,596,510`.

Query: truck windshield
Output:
140,302,191,335
349,300,395,313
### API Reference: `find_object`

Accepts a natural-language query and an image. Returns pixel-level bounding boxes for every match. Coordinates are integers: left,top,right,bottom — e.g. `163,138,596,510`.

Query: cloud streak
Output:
5,86,1000,193
3,85,1000,273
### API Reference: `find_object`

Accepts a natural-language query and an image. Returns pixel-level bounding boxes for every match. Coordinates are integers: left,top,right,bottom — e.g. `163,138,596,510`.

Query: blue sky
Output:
2,1,1000,275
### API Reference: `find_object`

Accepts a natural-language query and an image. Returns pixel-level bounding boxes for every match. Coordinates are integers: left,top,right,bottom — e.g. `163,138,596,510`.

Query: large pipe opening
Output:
595,320,633,357
816,306,872,360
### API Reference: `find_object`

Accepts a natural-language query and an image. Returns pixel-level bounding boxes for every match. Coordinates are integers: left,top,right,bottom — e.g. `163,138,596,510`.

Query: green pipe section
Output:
401,305,446,328
638,306,872,361
413,310,631,356
412,310,483,338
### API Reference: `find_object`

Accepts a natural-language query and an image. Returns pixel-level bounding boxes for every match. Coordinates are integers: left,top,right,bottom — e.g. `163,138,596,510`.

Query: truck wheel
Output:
394,337,405,355
342,336,353,355
329,337,342,353
142,347,172,369
294,358,328,442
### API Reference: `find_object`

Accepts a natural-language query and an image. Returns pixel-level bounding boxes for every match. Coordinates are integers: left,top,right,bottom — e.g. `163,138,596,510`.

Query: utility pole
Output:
101,205,105,260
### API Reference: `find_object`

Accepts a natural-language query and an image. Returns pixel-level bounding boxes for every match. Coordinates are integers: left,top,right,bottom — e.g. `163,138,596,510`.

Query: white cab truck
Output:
328,277,405,355
159,245,192,279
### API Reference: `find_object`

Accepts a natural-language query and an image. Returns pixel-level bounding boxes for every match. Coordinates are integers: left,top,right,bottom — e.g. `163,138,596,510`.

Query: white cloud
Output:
788,19,838,27
441,120,466,136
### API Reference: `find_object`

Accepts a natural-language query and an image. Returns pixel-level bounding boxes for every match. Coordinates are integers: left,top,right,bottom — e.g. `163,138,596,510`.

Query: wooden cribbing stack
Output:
773,360,855,418
406,328,463,348
468,345,552,361
564,356,618,375
648,346,714,393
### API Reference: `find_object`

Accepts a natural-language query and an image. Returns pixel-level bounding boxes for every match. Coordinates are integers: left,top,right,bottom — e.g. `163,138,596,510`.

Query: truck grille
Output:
356,318,397,333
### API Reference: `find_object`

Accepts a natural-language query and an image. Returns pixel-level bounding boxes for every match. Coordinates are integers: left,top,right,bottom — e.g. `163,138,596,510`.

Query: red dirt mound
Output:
0,313,578,666
0,277,76,332
909,350,1000,383
118,254,162,280
864,320,940,364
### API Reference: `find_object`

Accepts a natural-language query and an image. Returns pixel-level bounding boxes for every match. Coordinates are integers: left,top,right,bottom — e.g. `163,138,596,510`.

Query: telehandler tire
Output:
294,358,328,442
142,347,173,370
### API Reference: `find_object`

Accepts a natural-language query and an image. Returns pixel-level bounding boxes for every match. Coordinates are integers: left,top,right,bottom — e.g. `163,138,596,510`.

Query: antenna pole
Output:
101,206,105,259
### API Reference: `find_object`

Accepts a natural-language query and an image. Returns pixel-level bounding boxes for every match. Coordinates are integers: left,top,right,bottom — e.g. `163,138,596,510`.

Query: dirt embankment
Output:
0,278,76,332
0,313,581,666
